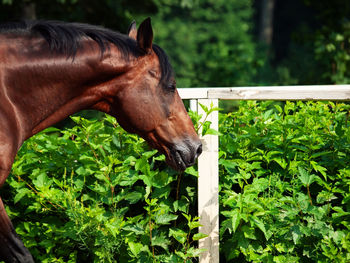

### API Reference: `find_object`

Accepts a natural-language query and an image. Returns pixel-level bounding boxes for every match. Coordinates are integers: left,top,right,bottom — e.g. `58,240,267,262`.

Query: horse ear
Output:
127,20,137,40
137,17,153,54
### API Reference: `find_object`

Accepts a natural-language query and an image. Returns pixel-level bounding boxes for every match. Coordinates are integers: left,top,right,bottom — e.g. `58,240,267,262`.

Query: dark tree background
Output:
1,0,349,87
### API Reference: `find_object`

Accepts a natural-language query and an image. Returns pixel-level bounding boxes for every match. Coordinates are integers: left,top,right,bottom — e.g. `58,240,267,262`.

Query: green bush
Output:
219,101,350,262
4,115,204,262
3,100,350,262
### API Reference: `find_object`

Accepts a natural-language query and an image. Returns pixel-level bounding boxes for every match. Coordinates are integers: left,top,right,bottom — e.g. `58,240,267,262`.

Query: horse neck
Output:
3,41,132,141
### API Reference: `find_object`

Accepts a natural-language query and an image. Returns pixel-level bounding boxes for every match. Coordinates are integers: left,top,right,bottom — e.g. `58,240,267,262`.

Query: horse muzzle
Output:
167,140,202,171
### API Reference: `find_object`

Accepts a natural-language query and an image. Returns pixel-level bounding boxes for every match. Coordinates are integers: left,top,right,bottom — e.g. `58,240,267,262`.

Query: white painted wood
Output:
190,99,198,112
178,88,209,99
197,99,219,263
208,85,350,100
178,85,350,100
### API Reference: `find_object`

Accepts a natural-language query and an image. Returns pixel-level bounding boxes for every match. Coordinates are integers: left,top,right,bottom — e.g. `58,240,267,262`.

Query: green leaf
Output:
231,210,241,233
142,150,158,159
125,192,143,204
291,225,303,244
199,102,209,114
155,213,178,225
123,156,137,166
251,216,268,240
186,247,207,258
139,174,152,186
188,221,201,230
310,161,328,180
128,242,144,257
274,104,283,113
193,232,208,241
153,171,170,188
152,235,170,250
123,225,145,235
204,128,221,136
14,188,31,204
169,228,187,244
219,159,237,169
173,200,188,213
120,170,139,186
76,166,89,176
32,172,52,188
185,166,198,177
298,167,315,185
135,157,150,175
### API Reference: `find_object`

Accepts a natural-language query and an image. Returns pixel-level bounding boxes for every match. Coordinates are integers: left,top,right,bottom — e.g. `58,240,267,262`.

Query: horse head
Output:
109,18,202,171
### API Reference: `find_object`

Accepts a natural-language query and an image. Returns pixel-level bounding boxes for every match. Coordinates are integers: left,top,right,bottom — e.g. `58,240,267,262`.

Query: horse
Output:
0,18,202,262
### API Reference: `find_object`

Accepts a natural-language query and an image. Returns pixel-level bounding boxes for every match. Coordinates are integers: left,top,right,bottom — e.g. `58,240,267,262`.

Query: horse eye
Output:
168,84,176,91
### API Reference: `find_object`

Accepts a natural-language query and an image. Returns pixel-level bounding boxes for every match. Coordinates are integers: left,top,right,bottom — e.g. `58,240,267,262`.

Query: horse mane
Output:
0,20,141,58
0,20,174,82
0,20,174,83
153,44,174,83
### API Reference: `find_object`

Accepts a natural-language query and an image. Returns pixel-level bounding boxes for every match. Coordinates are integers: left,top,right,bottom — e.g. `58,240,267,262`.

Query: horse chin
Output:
143,132,199,172
152,143,187,171
165,154,187,172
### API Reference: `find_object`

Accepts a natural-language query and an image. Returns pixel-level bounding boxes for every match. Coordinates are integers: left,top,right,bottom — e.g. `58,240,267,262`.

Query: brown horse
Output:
0,18,202,262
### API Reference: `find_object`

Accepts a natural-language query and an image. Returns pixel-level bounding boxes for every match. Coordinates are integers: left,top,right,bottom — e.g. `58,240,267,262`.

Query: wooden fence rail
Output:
177,85,350,263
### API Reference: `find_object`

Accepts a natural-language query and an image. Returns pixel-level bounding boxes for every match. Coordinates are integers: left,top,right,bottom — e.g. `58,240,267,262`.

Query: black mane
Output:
0,20,140,58
153,44,174,83
0,20,174,82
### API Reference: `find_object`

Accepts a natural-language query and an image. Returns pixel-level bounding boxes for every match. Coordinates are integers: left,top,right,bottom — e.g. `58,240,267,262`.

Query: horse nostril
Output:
196,143,203,157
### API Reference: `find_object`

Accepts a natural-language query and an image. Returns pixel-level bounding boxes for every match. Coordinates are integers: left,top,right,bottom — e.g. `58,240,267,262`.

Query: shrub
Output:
4,115,203,262
3,100,350,262
219,101,350,262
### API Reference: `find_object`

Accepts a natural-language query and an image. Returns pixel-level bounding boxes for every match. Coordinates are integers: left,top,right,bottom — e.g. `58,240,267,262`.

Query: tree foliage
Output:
0,0,158,32
146,0,259,87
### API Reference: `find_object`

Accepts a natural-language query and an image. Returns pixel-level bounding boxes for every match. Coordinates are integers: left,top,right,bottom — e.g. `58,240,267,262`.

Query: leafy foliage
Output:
219,100,350,262
3,101,350,262
3,115,205,262
0,0,158,33
314,21,350,84
143,0,259,88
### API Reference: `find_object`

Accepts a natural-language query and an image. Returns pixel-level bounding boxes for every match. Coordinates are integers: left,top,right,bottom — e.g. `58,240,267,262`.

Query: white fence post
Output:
197,98,219,263
190,99,198,112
